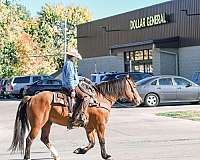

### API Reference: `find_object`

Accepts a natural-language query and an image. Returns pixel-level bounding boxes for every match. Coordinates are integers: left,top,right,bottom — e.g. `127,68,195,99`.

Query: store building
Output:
77,0,200,79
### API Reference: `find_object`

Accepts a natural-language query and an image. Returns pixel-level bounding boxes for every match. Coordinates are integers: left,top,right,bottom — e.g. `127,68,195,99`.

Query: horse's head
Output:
123,76,143,106
96,76,142,106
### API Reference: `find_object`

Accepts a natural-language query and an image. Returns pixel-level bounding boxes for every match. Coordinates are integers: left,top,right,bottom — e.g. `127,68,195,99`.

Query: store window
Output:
124,49,153,73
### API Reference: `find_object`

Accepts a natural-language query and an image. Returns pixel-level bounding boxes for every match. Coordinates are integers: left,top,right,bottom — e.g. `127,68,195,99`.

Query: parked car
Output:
101,72,152,82
23,79,62,96
4,78,13,98
101,72,122,82
136,75,200,107
91,72,110,85
192,71,200,85
0,78,9,98
9,75,52,98
115,72,152,82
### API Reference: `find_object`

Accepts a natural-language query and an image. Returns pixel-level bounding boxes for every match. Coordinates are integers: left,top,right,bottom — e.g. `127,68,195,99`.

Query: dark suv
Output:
115,72,152,82
101,72,152,82
101,72,123,82
23,79,62,96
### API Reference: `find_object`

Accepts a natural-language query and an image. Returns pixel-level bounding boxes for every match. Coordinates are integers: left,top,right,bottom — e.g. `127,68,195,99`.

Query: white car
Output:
9,75,52,98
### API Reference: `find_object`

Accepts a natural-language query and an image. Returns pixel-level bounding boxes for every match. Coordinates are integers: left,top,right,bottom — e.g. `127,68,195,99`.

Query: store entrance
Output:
124,49,153,73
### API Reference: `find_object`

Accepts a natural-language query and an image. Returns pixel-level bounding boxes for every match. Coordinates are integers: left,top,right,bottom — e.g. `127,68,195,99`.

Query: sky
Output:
19,0,171,20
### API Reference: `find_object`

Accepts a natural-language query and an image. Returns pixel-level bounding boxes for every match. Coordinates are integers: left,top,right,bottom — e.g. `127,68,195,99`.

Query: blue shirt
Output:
62,59,79,90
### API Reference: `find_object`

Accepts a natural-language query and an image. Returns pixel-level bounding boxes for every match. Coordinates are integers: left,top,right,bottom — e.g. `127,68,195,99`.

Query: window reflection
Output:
149,50,153,60
144,50,148,60
135,51,143,61
130,52,134,61
124,49,153,73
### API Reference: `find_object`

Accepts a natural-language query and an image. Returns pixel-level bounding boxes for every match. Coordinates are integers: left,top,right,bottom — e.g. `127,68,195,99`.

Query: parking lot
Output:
1,100,200,160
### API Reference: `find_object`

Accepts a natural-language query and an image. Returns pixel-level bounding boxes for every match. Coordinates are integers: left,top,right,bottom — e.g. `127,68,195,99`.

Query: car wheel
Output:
191,101,199,105
19,89,24,99
145,93,159,107
6,95,10,99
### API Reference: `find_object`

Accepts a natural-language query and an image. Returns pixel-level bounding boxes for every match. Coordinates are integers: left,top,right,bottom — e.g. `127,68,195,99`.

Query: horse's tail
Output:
8,96,31,154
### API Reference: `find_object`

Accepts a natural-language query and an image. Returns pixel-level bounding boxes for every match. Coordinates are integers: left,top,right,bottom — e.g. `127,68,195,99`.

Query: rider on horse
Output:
62,48,89,129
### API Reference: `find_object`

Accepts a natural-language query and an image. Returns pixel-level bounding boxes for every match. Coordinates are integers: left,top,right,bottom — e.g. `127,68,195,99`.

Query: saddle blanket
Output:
52,92,68,106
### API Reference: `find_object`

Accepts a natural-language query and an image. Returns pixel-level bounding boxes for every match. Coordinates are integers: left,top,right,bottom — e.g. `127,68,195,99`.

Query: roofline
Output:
78,0,172,27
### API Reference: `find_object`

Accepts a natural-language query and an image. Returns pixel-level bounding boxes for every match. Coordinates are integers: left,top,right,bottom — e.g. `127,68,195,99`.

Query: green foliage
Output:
0,41,19,77
0,1,92,77
157,111,200,121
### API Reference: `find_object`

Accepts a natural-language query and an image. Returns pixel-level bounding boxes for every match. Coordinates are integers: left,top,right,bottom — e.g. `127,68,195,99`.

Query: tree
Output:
36,4,92,69
0,1,92,77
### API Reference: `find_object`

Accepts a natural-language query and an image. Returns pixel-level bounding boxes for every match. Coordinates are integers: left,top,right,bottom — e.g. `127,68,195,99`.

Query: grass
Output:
156,111,200,122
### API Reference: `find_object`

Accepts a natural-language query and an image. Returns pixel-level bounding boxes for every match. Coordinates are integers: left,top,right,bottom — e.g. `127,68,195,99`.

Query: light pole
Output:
54,20,69,63
64,20,68,63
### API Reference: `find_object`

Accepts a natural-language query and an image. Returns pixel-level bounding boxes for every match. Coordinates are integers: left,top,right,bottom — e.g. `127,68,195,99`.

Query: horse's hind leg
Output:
96,124,112,160
40,121,61,160
74,127,95,154
24,127,40,160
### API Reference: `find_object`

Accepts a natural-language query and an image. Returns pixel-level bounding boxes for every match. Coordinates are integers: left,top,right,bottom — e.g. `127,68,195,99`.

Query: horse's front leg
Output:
74,127,95,154
96,124,112,160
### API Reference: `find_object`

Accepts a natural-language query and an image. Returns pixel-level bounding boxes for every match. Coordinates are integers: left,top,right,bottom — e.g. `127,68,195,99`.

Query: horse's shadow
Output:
9,158,53,160
8,151,53,160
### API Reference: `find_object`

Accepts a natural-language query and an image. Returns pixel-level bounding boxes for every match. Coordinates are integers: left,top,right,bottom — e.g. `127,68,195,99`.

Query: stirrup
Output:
67,116,73,130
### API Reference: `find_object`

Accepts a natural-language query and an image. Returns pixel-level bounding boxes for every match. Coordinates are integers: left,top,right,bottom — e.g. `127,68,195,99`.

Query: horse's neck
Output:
97,93,118,106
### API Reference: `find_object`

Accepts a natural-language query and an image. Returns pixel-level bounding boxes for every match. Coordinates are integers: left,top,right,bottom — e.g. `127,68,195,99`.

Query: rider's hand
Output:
71,90,76,98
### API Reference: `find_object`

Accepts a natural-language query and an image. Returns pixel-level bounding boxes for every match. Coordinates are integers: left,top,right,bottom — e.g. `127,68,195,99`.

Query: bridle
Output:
125,77,138,100
95,77,138,108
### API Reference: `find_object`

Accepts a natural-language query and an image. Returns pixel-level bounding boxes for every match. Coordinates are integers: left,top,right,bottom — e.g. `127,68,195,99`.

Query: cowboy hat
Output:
67,48,82,60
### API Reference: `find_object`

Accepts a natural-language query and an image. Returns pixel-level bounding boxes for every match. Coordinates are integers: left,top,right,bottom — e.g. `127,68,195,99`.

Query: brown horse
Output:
9,76,142,160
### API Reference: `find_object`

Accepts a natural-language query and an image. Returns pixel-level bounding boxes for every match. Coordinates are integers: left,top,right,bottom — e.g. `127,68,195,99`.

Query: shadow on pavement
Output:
113,102,200,109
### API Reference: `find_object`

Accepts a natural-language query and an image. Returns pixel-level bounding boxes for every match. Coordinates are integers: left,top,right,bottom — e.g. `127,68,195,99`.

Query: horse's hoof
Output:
102,154,112,159
73,148,87,154
54,156,61,160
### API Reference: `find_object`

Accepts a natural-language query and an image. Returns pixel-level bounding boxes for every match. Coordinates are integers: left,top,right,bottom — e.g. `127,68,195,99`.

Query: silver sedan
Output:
136,75,200,107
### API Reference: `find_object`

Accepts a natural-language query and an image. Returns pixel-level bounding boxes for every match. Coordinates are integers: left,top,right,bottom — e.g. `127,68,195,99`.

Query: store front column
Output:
153,45,179,76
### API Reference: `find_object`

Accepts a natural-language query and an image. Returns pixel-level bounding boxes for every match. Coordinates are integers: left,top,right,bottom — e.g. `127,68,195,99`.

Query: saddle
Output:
78,78,96,97
52,78,97,107
78,78,98,105
52,92,68,106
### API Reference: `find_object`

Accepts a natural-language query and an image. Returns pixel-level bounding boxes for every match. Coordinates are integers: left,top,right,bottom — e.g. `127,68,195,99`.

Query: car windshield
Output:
115,73,152,82
136,77,158,85
14,76,30,83
130,73,152,82
101,73,119,81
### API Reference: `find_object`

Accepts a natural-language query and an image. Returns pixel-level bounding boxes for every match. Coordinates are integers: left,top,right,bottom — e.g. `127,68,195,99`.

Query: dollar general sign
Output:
130,13,168,30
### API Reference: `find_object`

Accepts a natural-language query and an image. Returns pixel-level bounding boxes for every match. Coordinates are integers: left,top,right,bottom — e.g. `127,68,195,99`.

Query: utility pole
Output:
64,20,68,63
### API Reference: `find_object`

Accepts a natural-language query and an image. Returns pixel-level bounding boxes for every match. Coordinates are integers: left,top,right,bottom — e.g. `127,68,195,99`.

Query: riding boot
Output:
72,97,89,127
67,97,75,130
67,116,73,129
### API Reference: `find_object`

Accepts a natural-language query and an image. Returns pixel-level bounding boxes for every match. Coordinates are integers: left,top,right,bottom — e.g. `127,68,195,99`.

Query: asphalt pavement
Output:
1,100,200,160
